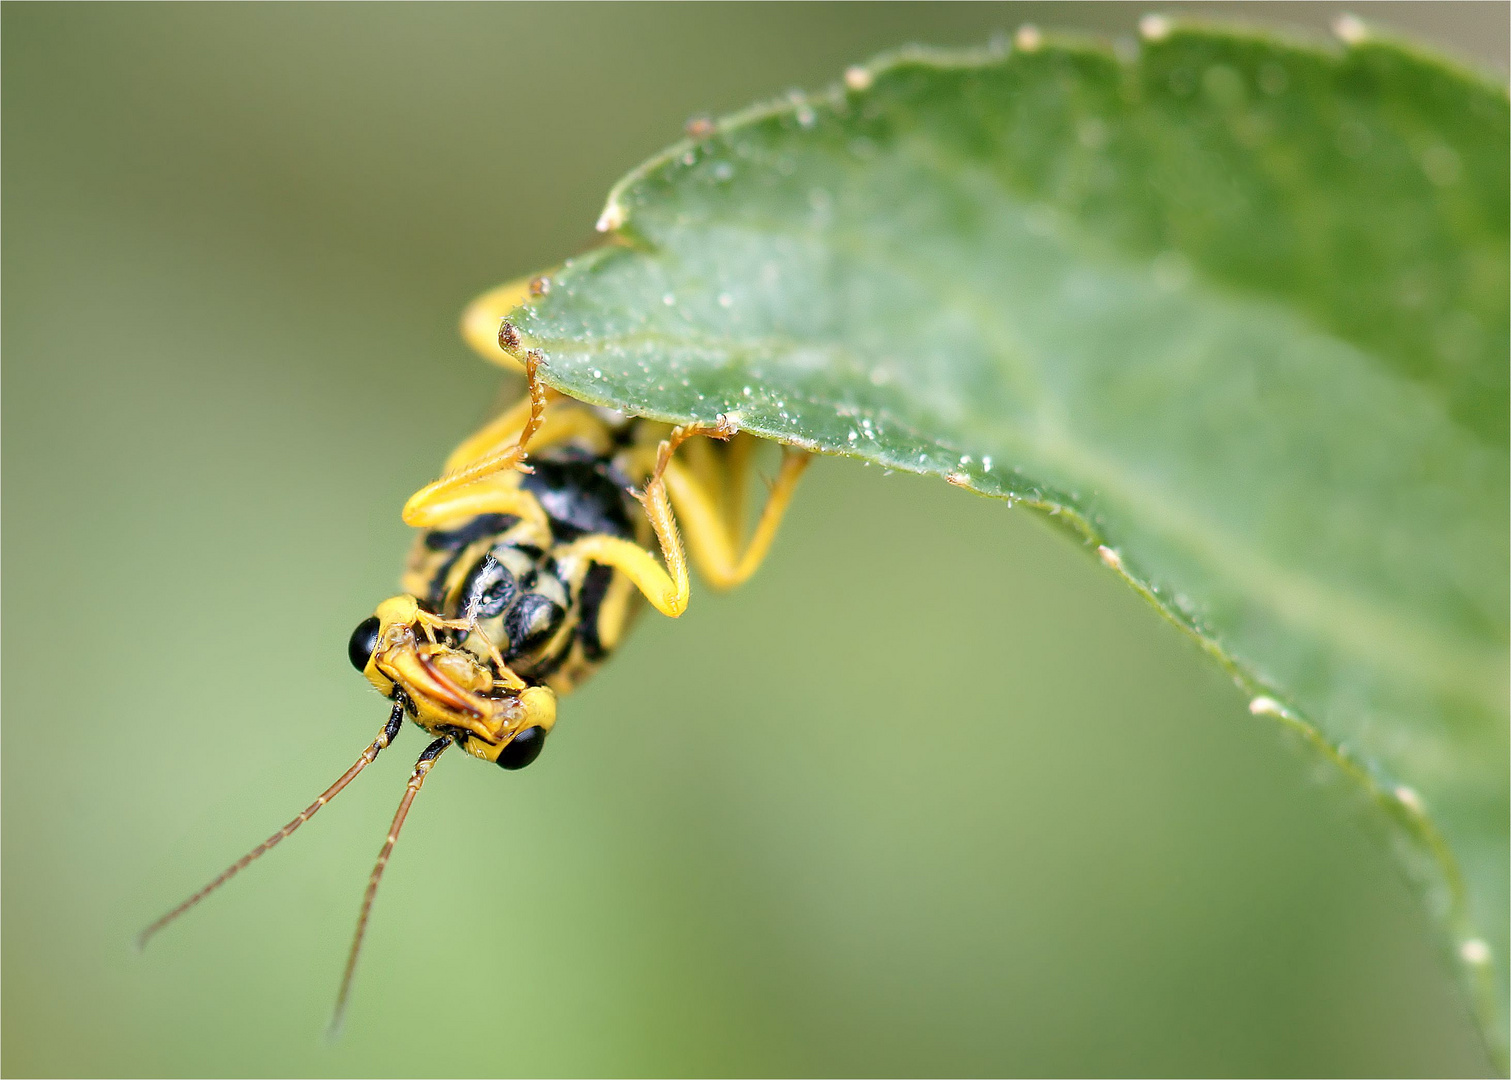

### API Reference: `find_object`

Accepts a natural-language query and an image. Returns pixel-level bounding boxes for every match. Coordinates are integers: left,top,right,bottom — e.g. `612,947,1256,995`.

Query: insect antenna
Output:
330,735,451,1034
136,694,410,951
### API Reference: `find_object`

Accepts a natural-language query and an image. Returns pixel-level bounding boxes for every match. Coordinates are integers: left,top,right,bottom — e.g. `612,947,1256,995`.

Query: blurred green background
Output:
4,4,1506,1076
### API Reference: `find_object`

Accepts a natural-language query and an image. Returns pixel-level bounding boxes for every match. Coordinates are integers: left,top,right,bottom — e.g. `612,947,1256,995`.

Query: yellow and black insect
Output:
138,278,811,1026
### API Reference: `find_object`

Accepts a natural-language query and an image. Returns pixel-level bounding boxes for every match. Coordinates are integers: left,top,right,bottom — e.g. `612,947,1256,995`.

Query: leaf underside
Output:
502,21,1510,1064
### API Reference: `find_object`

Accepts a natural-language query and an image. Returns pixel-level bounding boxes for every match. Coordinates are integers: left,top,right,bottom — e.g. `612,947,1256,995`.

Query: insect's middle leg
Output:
557,422,809,616
556,421,737,618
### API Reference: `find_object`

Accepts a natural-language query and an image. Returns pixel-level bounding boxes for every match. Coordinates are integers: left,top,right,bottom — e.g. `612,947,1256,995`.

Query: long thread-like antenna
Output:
330,735,450,1034
137,696,408,950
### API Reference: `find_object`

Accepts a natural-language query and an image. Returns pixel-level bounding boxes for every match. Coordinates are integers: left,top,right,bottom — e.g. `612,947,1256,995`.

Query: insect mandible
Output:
138,276,812,1027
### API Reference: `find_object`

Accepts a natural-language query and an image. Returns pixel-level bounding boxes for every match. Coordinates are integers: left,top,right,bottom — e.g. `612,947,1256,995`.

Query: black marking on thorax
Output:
519,450,637,542
416,445,640,682
424,512,520,552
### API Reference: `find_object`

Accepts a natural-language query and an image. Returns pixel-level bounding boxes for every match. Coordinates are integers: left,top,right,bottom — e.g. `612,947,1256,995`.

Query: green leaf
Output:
503,20,1510,1063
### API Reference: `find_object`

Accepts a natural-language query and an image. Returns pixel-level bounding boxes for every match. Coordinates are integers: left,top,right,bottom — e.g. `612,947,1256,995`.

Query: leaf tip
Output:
595,200,627,234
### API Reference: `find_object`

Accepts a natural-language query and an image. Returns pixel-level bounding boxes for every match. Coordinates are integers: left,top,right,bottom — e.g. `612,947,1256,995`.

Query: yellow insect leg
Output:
562,488,690,618
719,432,756,538
402,475,553,535
561,425,809,616
402,350,550,524
555,422,729,618
439,388,539,476
676,432,751,539
662,438,811,590
403,353,612,527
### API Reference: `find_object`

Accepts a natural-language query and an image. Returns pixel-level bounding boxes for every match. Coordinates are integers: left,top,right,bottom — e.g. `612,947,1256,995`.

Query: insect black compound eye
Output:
348,616,382,673
496,725,547,770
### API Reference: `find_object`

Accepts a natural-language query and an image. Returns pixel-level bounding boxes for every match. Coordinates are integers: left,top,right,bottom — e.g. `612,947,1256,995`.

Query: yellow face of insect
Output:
349,594,556,767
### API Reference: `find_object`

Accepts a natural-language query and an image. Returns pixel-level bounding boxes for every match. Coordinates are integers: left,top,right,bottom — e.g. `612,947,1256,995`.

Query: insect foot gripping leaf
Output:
495,20,1510,1067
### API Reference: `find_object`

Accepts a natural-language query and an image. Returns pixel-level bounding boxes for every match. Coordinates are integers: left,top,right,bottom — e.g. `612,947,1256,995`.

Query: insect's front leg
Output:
402,348,610,526
402,349,551,524
412,609,526,692
403,476,555,541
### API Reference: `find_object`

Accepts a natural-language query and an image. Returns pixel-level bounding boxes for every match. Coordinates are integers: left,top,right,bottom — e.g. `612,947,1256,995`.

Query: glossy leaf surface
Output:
503,22,1510,1061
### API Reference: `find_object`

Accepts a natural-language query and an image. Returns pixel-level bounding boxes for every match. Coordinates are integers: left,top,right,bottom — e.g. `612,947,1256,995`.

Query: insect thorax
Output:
401,446,648,695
